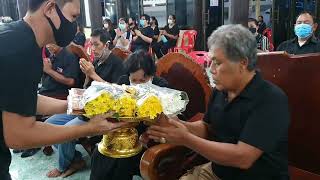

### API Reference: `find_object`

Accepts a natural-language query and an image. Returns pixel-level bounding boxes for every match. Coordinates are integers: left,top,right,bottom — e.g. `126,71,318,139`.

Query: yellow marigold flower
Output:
113,94,137,117
137,95,162,120
84,91,114,118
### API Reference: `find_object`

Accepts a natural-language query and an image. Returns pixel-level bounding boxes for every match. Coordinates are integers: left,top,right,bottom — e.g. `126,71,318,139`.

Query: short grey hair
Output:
207,24,257,71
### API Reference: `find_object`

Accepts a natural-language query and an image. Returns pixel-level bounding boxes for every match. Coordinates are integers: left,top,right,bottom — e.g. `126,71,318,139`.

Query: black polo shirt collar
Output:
221,71,263,101
290,35,318,46
238,71,264,99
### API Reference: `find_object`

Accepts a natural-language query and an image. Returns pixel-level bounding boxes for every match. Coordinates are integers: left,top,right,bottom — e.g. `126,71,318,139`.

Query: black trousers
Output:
152,41,173,59
90,147,144,180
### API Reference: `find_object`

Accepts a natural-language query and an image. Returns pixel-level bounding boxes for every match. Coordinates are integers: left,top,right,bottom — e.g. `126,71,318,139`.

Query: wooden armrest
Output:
188,113,204,122
289,166,320,180
140,144,189,180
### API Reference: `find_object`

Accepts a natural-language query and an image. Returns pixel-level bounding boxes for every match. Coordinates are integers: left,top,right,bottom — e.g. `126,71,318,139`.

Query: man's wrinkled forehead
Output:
296,13,314,24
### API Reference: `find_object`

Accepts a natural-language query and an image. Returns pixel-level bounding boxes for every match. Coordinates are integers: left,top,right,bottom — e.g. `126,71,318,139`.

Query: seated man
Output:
15,43,82,158
148,24,290,180
277,11,320,54
248,18,270,52
130,14,154,52
153,14,179,58
39,43,81,98
90,50,168,180
45,29,125,178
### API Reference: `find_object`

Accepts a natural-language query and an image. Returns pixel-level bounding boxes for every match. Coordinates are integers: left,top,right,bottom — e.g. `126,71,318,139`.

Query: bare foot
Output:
61,159,86,178
46,168,62,178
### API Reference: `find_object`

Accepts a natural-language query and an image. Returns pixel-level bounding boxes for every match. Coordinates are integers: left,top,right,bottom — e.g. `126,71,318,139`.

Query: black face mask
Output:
46,5,77,47
249,27,257,34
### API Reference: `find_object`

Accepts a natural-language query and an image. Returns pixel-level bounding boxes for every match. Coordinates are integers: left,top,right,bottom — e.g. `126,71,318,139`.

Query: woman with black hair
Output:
89,50,168,180
150,16,160,43
103,18,116,41
153,14,180,59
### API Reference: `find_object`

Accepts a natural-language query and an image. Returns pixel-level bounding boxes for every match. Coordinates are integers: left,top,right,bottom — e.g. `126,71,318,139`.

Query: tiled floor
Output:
9,145,91,180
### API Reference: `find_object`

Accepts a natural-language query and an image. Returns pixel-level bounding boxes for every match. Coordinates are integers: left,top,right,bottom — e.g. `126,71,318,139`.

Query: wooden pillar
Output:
88,0,102,30
116,0,127,19
16,0,28,18
229,0,249,26
255,0,261,19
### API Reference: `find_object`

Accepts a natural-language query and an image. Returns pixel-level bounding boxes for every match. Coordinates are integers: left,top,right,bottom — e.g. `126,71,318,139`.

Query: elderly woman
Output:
147,24,290,180
90,50,168,180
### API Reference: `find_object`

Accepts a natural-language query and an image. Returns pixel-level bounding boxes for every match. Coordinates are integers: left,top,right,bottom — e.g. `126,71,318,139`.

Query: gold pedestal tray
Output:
98,127,143,158
98,116,160,158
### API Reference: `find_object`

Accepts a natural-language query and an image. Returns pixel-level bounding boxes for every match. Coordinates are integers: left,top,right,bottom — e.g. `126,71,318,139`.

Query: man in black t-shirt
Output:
130,14,154,52
45,29,126,178
148,25,290,180
39,43,81,97
153,14,180,59
0,1,126,179
277,11,320,55
80,29,125,87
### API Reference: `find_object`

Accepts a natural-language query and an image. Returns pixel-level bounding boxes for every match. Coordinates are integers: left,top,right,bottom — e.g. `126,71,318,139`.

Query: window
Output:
143,0,167,27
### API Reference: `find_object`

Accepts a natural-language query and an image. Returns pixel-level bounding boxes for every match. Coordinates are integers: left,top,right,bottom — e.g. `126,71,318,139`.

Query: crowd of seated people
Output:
100,14,180,59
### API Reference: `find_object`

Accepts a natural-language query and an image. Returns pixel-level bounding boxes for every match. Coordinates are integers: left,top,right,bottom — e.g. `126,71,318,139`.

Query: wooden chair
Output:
111,47,132,61
140,52,212,180
140,51,320,180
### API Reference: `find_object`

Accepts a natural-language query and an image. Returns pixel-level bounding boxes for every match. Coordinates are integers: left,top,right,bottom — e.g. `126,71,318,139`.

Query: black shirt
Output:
163,24,180,47
152,26,160,36
85,53,125,88
131,26,154,52
39,48,80,96
277,36,320,55
204,72,290,180
0,20,43,179
73,32,86,47
258,21,267,34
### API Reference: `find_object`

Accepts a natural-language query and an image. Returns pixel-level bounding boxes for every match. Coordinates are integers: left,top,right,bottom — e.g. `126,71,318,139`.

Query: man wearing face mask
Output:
131,14,154,52
248,18,270,52
0,1,128,179
277,11,320,55
113,17,132,50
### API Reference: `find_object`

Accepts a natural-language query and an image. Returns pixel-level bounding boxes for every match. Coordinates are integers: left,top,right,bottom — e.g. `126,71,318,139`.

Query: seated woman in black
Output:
153,14,180,59
103,18,116,43
90,50,168,180
150,16,160,44
130,14,154,52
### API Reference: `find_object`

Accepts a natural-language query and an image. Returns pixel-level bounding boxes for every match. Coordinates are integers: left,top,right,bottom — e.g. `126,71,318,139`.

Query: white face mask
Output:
168,19,173,25
130,78,153,86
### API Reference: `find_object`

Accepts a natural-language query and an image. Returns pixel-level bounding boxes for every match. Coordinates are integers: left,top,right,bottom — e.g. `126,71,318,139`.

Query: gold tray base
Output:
97,127,143,158
98,142,143,158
